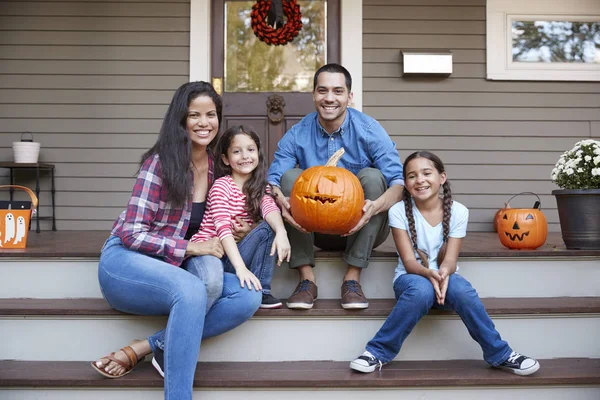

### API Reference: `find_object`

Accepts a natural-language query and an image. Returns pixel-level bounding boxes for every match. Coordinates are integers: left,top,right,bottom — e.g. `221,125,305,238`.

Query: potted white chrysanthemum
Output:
551,139,600,249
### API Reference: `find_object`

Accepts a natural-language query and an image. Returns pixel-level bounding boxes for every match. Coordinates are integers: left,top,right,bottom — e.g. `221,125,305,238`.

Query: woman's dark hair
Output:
215,125,270,223
313,63,352,92
402,151,452,267
140,81,222,207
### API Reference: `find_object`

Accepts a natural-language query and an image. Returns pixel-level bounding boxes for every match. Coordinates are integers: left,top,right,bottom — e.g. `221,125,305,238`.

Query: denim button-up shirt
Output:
267,108,404,188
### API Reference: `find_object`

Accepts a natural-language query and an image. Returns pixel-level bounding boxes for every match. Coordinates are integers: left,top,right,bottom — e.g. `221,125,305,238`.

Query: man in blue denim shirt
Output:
267,64,405,310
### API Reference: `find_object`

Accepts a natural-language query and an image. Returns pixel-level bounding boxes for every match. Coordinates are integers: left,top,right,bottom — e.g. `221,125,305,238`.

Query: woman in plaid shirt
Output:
91,81,261,399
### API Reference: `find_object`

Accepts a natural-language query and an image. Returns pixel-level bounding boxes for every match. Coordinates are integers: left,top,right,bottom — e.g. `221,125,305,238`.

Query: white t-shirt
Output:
389,199,469,282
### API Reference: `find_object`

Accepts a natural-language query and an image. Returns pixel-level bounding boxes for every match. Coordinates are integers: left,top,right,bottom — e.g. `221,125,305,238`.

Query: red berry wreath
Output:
251,0,303,46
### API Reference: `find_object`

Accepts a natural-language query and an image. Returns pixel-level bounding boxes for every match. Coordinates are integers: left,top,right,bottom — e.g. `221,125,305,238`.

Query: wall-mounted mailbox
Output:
402,51,453,76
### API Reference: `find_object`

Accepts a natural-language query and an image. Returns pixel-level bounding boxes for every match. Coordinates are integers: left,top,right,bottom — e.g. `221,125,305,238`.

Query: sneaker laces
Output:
344,280,361,294
506,351,522,363
295,279,312,294
363,351,384,371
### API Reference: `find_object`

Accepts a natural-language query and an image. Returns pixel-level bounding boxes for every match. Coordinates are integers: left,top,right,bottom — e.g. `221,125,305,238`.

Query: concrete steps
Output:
1,359,599,400
2,256,600,299
1,297,599,362
1,231,599,398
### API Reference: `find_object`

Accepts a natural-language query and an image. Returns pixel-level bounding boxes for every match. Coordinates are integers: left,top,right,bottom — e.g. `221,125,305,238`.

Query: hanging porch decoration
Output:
251,0,303,46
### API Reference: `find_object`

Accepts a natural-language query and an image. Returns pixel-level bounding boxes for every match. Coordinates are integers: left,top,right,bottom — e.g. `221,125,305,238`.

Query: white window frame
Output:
487,0,600,81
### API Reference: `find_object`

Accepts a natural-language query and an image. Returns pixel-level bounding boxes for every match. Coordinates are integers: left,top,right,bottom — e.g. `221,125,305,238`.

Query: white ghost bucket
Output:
0,185,38,249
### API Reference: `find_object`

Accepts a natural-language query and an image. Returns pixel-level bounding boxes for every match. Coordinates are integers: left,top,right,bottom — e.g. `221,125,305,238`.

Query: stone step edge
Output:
1,297,599,318
1,359,599,388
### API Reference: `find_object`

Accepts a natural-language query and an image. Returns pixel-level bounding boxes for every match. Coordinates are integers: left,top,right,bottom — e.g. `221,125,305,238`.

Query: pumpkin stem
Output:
325,148,345,167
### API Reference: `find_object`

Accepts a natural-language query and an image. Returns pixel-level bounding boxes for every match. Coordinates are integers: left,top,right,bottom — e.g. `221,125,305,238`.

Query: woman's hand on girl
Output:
271,232,291,266
232,216,252,242
186,238,224,258
236,268,262,291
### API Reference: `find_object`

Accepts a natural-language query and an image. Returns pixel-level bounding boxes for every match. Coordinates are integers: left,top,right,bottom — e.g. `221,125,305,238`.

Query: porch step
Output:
2,297,599,362
2,297,599,317
1,359,599,400
2,257,600,299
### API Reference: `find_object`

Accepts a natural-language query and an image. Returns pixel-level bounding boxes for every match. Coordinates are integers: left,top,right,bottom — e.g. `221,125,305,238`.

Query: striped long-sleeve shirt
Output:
190,175,280,243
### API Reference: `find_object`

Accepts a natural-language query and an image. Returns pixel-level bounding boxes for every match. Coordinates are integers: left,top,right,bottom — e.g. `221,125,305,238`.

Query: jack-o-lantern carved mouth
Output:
296,193,339,204
504,231,530,241
295,174,342,204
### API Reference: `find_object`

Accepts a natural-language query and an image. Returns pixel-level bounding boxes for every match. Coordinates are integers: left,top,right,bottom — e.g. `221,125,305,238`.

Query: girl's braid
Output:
403,187,429,268
437,181,453,266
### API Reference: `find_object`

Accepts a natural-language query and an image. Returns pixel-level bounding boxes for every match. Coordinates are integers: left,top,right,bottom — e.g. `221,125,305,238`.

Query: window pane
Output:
225,0,327,92
512,21,600,63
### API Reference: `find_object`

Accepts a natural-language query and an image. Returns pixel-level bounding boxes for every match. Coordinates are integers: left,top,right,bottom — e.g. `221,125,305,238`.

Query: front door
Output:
211,0,340,163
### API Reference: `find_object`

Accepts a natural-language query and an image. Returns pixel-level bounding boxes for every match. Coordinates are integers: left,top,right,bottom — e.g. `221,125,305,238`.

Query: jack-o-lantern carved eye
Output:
526,214,534,220
323,175,337,183
503,215,508,220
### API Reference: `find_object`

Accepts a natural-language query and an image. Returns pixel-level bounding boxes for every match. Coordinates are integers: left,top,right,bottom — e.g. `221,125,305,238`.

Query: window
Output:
487,0,600,81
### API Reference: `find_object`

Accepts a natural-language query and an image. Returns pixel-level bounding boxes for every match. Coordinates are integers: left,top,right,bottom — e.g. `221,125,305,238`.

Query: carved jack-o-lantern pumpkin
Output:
497,206,548,250
290,148,364,235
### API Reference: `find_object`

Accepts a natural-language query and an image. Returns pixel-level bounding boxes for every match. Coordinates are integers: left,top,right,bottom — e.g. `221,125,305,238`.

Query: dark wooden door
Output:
211,0,340,163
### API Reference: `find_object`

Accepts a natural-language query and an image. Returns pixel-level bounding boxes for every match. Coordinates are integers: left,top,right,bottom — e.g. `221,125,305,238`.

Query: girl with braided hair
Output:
350,151,539,376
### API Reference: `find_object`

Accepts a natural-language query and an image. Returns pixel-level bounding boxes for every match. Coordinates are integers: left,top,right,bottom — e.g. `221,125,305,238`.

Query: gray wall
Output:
0,0,190,230
1,0,599,231
363,0,600,231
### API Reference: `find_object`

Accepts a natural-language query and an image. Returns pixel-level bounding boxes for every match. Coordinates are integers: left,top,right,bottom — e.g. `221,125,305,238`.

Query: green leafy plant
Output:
551,139,600,189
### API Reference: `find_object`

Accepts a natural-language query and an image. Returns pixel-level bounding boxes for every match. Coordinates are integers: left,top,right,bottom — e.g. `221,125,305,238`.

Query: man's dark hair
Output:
313,63,352,92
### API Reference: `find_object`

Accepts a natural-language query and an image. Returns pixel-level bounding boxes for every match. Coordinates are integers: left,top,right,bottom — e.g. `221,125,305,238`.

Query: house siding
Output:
363,0,600,231
1,0,599,232
0,0,190,230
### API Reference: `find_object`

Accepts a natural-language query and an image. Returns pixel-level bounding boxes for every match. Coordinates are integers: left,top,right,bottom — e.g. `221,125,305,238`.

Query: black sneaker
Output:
350,350,385,373
497,351,540,376
151,348,165,378
260,293,283,309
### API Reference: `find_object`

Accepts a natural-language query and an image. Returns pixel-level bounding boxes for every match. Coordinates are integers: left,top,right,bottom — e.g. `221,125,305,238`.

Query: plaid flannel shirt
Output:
110,153,214,267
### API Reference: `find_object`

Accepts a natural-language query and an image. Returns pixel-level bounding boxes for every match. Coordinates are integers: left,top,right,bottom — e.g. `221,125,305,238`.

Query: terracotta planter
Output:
552,189,600,250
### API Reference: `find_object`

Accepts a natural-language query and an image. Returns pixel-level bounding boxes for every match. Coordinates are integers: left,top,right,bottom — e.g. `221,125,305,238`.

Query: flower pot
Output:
552,189,600,250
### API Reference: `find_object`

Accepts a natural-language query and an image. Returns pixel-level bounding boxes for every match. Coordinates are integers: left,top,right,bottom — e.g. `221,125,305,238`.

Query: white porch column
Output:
341,0,363,111
189,0,211,82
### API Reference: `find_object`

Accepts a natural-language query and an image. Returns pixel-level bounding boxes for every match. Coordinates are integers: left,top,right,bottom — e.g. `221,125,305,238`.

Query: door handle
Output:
266,94,285,124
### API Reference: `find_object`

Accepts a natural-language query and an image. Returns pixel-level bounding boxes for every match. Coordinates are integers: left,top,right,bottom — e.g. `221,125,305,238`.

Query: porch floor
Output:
0,231,599,259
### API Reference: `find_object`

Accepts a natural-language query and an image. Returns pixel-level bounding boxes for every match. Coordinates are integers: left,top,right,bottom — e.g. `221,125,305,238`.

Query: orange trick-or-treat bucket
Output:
0,185,38,249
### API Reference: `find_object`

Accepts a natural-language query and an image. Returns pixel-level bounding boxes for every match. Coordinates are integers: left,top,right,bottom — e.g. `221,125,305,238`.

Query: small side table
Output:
0,162,56,233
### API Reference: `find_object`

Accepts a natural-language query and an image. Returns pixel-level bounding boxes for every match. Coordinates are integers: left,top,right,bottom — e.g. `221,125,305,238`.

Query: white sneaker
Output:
497,351,540,376
350,351,385,373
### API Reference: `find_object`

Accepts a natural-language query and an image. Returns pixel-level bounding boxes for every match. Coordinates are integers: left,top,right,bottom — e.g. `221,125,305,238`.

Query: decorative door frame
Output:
189,0,363,110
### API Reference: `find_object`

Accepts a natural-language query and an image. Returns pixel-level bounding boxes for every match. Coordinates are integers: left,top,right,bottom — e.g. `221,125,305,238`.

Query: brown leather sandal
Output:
91,345,140,379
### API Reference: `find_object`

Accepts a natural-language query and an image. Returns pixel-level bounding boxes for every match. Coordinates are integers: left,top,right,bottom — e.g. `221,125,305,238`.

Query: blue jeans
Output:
222,220,277,295
365,273,512,366
98,235,261,400
150,221,276,350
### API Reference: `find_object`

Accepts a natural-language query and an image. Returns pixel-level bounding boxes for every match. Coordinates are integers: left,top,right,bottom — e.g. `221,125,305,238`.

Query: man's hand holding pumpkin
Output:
272,185,308,233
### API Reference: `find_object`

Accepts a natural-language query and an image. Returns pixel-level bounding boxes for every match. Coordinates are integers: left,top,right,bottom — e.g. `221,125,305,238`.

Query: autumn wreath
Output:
251,0,303,46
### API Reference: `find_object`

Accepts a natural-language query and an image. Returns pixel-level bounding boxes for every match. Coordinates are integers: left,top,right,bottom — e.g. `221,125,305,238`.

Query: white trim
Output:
487,0,600,81
189,0,211,82
189,0,362,103
341,0,362,111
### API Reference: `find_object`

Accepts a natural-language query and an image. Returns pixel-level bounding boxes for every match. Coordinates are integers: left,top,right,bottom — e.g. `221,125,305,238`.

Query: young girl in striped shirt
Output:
190,125,291,308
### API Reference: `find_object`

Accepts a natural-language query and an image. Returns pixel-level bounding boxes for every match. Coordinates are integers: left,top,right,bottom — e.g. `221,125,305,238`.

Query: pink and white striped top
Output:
189,175,280,243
